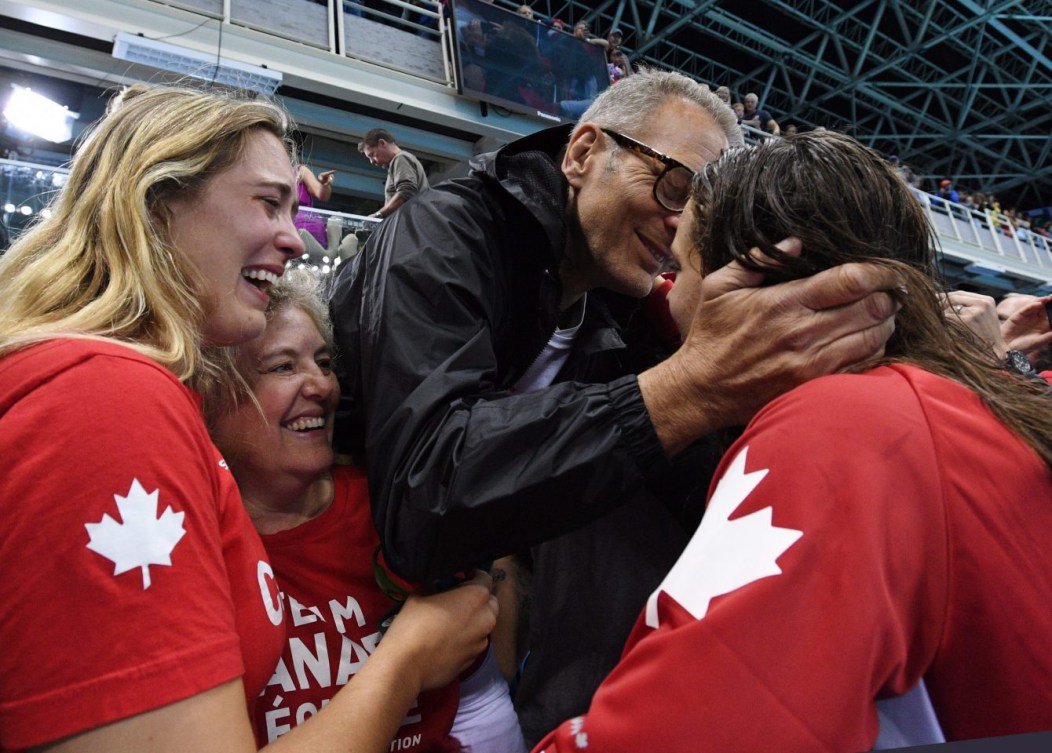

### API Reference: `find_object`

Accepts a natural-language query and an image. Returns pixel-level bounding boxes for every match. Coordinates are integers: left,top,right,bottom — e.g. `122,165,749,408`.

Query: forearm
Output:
300,170,331,202
638,354,725,458
374,194,406,219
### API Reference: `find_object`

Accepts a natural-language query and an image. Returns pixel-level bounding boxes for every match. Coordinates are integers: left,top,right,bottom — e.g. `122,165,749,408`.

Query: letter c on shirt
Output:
258,560,284,626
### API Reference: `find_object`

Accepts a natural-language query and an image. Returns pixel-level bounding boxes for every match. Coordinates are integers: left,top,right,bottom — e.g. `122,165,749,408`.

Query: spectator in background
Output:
517,4,533,21
715,85,731,105
732,101,744,123
573,19,607,49
605,28,632,82
936,179,960,204
555,21,605,118
784,123,798,136
741,92,780,136
358,129,430,221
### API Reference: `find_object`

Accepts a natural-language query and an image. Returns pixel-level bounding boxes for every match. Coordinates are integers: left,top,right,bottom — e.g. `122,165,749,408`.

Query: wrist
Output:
1004,349,1035,376
638,354,723,457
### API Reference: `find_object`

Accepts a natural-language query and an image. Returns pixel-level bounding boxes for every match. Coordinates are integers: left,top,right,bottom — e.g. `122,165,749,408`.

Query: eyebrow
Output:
258,179,299,215
258,344,331,362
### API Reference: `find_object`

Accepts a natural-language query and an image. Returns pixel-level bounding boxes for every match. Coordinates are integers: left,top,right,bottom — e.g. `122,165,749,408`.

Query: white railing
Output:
918,194,1052,279
149,0,456,88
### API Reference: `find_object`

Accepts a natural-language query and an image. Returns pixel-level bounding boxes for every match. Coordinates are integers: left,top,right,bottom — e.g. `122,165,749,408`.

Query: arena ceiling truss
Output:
538,0,1052,209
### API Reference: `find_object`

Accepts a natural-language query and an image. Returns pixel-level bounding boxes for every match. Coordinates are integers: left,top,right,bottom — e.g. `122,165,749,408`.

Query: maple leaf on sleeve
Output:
646,446,802,628
85,478,187,589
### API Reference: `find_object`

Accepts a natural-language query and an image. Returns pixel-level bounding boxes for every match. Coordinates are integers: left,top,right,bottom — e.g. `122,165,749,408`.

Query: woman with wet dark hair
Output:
535,131,1052,753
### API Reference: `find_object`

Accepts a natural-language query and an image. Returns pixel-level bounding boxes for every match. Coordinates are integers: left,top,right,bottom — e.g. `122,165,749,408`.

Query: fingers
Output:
700,237,802,301
458,570,500,618
943,289,995,316
789,262,905,313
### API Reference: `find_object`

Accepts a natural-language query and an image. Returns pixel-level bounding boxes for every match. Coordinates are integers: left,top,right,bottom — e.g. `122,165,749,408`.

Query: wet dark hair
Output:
689,130,1052,468
692,130,936,283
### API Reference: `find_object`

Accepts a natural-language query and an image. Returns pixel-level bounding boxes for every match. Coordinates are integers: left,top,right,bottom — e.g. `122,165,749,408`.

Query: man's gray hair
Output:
574,67,743,148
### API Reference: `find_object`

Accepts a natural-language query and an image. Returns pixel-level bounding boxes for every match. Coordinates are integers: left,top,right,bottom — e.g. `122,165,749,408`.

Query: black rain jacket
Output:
330,125,686,582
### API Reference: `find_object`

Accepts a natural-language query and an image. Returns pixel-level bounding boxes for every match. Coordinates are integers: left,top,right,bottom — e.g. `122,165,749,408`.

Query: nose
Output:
301,367,335,401
280,215,306,260
663,210,682,238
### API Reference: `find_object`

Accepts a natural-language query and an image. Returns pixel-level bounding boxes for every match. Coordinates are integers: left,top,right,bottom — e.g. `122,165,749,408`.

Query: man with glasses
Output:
330,67,901,744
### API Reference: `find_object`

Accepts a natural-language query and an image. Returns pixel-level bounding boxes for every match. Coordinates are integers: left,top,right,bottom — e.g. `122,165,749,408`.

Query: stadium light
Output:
3,85,79,143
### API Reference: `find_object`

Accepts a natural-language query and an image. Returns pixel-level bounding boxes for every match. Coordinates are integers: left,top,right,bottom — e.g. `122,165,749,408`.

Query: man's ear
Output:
562,124,602,189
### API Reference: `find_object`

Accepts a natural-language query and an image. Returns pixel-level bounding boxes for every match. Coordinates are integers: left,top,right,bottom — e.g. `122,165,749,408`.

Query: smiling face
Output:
165,130,303,346
212,305,339,496
560,99,729,303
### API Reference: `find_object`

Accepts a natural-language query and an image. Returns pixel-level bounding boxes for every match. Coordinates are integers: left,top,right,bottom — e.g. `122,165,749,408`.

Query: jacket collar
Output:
469,125,573,258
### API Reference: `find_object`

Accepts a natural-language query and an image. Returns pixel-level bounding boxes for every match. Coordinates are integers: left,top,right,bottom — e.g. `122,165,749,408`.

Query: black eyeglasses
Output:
601,128,695,212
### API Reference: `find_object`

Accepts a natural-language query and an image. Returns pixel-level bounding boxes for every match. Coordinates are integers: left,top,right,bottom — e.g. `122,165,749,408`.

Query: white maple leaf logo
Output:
646,446,802,628
85,478,187,589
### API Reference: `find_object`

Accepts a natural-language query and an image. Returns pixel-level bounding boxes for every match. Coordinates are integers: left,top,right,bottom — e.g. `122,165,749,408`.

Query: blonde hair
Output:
0,83,294,390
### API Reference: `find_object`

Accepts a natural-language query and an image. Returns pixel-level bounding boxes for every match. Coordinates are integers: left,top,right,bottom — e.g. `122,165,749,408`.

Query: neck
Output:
558,192,593,311
241,471,334,535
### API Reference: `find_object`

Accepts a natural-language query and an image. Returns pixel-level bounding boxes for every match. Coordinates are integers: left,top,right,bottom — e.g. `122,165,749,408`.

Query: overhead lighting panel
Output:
112,32,282,95
3,85,79,143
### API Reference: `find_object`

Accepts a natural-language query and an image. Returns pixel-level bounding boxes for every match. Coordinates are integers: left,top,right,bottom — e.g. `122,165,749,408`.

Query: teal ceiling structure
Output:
530,0,1052,208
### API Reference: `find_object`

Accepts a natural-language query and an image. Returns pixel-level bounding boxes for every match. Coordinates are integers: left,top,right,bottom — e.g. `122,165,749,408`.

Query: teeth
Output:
243,269,281,285
284,416,325,432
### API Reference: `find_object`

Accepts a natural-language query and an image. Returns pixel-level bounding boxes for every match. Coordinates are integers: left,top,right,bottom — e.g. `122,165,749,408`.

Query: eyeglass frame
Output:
599,128,695,213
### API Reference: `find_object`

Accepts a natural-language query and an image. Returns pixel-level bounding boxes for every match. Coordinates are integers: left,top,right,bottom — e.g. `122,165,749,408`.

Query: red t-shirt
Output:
255,464,460,751
0,340,285,750
535,364,1052,752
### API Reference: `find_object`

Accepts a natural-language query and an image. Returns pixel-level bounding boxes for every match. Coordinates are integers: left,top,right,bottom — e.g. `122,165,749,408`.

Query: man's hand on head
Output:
639,240,902,457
